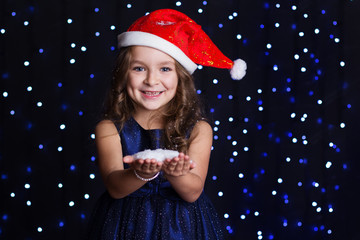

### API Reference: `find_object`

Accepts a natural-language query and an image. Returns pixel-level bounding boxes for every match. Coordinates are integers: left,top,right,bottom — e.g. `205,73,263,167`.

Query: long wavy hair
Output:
102,46,206,153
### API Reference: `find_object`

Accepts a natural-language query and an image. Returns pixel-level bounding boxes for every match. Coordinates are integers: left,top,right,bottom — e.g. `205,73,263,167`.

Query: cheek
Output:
167,82,178,99
126,77,138,91
168,77,179,90
126,83,136,100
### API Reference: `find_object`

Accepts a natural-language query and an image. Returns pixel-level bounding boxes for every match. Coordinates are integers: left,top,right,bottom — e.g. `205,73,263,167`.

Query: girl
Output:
87,9,246,240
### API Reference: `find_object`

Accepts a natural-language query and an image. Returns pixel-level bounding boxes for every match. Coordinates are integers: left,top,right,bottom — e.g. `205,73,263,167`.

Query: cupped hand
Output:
123,155,163,177
161,152,196,177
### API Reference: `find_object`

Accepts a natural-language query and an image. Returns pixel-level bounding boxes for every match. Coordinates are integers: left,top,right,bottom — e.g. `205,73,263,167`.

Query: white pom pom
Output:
230,59,247,80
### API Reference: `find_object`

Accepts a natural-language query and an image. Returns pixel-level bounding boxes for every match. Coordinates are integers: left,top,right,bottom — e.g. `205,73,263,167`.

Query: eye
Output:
133,66,145,71
160,67,172,72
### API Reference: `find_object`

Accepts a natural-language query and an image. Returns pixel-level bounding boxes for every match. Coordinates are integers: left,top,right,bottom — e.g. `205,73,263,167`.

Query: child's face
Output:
127,46,178,114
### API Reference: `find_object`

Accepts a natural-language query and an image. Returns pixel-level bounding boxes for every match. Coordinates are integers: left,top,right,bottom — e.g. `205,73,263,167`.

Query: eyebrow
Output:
157,61,175,65
130,60,175,66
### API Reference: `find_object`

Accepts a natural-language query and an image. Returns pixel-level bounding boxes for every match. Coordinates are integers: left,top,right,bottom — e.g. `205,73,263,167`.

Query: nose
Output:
144,70,159,86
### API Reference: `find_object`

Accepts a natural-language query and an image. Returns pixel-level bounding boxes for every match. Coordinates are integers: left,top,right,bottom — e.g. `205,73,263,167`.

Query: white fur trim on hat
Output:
118,31,198,74
230,59,247,80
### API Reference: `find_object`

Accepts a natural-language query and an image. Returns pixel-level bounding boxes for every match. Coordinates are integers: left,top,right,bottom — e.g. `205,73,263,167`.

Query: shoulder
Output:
190,120,212,140
95,120,119,139
193,120,212,131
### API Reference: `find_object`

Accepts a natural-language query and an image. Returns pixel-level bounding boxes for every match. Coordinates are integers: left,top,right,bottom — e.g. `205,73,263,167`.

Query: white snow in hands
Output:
132,149,180,162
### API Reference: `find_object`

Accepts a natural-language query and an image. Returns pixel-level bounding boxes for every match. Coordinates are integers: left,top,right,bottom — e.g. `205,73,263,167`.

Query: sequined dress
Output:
87,117,224,240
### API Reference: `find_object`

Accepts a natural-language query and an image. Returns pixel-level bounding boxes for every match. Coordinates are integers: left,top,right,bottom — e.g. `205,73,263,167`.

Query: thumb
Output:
123,155,134,163
190,160,196,169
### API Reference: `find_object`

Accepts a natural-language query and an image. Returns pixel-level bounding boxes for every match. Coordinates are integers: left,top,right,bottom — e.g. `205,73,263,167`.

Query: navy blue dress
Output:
87,117,224,240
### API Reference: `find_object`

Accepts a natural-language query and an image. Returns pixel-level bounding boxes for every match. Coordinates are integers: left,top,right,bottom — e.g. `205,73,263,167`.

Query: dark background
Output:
1,0,360,239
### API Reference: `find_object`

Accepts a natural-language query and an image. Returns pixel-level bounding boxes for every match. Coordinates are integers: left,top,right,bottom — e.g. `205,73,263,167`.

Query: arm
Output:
95,120,162,199
162,120,213,202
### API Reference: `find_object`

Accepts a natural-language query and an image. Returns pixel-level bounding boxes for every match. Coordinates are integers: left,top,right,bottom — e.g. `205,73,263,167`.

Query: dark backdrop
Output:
1,0,360,239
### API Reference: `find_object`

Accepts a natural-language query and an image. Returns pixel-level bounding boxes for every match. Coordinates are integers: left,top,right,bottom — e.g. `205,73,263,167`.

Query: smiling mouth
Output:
142,91,164,96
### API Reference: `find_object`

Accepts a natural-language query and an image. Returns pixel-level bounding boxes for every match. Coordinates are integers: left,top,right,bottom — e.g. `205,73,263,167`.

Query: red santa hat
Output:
117,9,246,80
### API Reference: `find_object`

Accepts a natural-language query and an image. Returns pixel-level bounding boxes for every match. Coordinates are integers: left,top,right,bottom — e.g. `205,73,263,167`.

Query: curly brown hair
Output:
102,47,206,153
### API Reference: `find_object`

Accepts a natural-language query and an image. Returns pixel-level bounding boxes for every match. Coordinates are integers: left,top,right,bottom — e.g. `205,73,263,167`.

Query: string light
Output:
1,1,353,239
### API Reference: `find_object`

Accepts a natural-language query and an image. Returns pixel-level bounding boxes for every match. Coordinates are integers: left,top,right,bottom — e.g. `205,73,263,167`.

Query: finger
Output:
133,158,144,168
150,165,161,172
163,158,172,168
160,161,168,171
140,159,151,171
169,159,178,171
175,158,186,171
156,162,163,170
123,155,134,163
140,158,156,171
163,161,175,172
183,158,190,170
130,158,147,172
149,160,159,170
189,160,196,169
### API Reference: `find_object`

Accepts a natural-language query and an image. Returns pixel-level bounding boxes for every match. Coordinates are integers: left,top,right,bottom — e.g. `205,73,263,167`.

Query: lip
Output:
140,90,164,99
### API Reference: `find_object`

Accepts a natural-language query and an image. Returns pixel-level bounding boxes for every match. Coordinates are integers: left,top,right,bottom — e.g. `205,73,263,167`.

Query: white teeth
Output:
144,91,162,96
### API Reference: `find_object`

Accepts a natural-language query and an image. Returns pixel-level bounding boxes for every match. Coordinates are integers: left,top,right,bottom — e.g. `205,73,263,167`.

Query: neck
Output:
132,110,164,130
